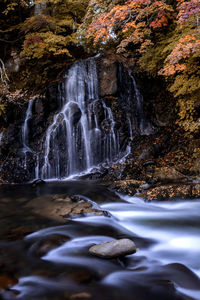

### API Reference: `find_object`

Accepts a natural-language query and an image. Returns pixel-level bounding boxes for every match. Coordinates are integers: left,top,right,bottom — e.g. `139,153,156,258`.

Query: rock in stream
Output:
89,238,136,258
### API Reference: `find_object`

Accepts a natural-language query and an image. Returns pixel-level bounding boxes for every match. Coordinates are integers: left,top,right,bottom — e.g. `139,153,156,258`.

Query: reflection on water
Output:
0,182,200,300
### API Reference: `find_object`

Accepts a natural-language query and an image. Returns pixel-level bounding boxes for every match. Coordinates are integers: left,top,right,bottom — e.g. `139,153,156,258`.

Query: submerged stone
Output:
34,234,70,257
0,274,18,290
25,195,108,222
89,238,136,258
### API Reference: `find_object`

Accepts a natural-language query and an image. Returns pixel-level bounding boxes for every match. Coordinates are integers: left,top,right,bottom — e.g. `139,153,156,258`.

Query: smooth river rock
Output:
89,238,136,258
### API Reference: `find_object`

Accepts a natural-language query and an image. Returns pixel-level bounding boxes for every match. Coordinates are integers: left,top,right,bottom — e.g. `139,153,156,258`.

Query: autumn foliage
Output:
177,0,200,25
0,0,89,90
85,0,200,132
87,0,173,54
1,0,200,132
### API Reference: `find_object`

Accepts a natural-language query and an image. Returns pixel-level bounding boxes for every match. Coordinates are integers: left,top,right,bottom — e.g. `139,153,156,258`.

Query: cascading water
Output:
118,63,153,136
129,71,153,135
22,99,34,167
17,58,153,182
40,58,123,180
4,183,198,300
102,101,120,162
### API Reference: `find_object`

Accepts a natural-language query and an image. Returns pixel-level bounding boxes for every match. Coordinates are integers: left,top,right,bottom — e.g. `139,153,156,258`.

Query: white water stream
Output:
10,193,200,300
128,71,153,135
21,99,34,167
18,57,154,182
101,196,200,299
40,58,128,180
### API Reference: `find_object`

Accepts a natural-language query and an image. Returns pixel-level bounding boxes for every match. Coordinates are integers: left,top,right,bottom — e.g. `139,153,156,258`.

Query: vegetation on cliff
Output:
85,0,200,132
0,0,200,132
0,0,88,92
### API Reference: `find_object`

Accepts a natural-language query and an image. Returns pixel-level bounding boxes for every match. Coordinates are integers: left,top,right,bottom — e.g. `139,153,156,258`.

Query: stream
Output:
0,182,199,300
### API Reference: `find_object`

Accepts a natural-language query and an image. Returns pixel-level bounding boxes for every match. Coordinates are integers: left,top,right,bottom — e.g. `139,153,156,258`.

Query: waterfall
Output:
40,58,123,180
118,64,153,136
17,58,152,182
102,101,119,161
0,57,155,183
128,71,153,135
22,99,34,167
35,154,40,180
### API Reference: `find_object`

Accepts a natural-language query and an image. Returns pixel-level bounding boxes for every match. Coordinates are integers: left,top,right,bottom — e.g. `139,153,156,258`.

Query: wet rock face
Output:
153,167,187,182
138,183,200,201
32,234,70,257
0,56,175,184
65,102,82,125
89,238,136,258
109,180,146,196
0,58,132,183
98,58,118,97
110,178,200,200
0,84,61,183
25,195,108,222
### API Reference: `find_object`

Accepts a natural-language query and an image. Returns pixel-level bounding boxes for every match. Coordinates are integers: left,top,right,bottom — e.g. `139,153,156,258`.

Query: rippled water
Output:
0,182,200,300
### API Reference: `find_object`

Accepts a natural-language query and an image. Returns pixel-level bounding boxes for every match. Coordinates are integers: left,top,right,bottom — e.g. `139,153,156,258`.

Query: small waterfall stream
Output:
102,101,119,162
128,71,153,136
118,64,153,137
22,99,34,167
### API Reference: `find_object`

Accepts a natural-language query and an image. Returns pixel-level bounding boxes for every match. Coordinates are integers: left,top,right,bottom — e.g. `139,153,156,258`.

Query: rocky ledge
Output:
25,195,109,222
108,179,200,201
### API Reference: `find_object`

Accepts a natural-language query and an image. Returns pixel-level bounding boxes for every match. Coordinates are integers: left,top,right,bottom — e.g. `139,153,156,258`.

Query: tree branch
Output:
0,36,24,44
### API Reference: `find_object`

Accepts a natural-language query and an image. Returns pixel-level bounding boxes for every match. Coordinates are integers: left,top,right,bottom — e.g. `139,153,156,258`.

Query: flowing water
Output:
0,182,199,300
2,56,197,299
21,99,34,167
16,57,154,183
118,64,153,137
39,58,126,180
128,71,153,136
